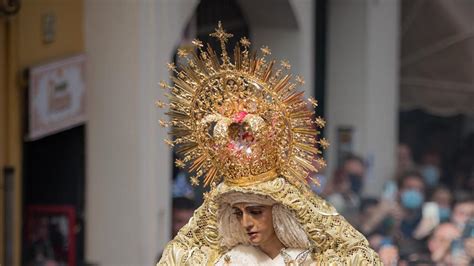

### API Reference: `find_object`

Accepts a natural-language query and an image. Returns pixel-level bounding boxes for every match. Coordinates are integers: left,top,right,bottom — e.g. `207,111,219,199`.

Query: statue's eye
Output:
250,209,262,215
233,210,243,217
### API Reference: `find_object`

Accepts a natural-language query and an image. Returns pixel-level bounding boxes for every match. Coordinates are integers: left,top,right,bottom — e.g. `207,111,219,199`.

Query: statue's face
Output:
232,203,277,246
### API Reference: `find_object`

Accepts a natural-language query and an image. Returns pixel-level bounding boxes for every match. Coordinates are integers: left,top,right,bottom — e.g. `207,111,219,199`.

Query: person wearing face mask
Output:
342,155,366,195
397,173,426,234
430,186,453,222
326,154,366,225
412,186,453,240
361,171,427,257
419,150,442,189
420,164,441,188
396,172,431,258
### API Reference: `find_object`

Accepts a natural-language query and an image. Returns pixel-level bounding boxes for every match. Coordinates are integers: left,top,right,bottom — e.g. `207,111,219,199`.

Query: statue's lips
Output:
247,231,258,240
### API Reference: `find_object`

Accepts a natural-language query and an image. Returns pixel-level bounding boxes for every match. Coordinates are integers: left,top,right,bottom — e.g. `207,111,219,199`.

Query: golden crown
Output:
157,22,329,188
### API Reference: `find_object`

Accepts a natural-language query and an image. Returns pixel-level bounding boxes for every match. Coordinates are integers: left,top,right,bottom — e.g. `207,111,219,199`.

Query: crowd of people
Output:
320,143,474,265
170,141,473,265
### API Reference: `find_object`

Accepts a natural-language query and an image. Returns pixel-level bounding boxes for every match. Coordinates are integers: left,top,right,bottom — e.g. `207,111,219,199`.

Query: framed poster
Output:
24,205,76,266
28,54,86,141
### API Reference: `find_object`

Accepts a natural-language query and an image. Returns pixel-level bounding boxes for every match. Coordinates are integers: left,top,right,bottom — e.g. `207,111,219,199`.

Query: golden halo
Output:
158,21,329,188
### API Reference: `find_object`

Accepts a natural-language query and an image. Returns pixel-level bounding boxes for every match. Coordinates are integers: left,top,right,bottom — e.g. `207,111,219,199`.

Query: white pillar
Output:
85,1,198,265
290,0,316,98
326,0,399,196
246,0,315,98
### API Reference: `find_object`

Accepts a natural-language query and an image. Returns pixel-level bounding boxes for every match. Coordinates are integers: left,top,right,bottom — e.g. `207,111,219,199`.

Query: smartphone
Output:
450,239,466,263
422,202,440,225
382,180,398,201
462,218,474,238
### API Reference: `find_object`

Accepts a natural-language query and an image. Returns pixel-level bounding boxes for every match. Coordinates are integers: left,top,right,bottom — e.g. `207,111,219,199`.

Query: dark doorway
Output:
22,125,85,266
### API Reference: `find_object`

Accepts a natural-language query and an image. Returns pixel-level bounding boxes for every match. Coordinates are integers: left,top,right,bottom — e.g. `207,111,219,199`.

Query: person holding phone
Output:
427,222,472,265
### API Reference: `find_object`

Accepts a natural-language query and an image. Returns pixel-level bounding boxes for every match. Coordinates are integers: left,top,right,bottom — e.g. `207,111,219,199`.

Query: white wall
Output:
85,0,197,265
326,0,399,196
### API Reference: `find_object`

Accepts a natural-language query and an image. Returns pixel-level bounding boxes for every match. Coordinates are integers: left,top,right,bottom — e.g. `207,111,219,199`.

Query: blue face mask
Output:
439,207,451,222
421,165,440,187
401,189,424,210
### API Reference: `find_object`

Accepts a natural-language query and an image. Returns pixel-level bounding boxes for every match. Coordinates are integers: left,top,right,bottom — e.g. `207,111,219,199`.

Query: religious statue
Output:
156,22,382,265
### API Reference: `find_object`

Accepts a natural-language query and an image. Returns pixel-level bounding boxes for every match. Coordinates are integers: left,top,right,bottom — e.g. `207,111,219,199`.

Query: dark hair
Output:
397,170,424,189
453,196,474,207
341,153,365,168
359,197,379,213
428,185,452,203
172,197,196,210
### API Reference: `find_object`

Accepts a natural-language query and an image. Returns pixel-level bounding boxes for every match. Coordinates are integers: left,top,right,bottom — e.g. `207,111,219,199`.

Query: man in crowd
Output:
325,154,367,225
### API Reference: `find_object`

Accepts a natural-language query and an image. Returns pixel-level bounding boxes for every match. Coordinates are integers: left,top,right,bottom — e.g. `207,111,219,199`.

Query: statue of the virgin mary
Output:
156,22,381,265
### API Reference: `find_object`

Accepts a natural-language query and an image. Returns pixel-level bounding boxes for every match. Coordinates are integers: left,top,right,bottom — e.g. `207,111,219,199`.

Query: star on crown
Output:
166,62,176,71
295,75,305,85
240,37,251,48
177,48,188,58
192,39,203,48
280,60,291,70
260,46,271,56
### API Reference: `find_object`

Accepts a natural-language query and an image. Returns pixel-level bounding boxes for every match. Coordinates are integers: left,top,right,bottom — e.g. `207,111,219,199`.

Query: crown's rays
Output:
234,45,242,71
262,60,275,82
203,167,218,186
160,22,329,188
273,75,292,94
